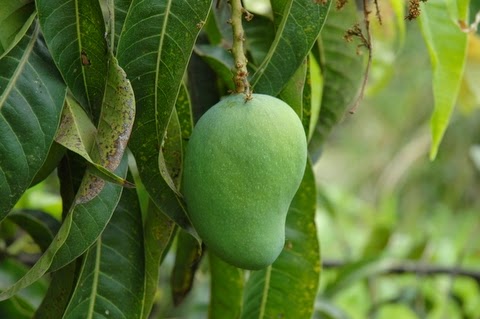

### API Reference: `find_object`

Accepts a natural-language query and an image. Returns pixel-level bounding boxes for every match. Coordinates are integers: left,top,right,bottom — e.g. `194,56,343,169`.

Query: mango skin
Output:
182,93,307,269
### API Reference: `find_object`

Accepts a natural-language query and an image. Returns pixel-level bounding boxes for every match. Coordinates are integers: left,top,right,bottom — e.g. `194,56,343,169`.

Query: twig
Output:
348,0,373,114
323,260,480,284
230,0,252,100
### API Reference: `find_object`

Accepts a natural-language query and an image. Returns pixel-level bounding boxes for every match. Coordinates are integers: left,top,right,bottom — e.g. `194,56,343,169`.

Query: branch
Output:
348,0,373,114
323,259,480,283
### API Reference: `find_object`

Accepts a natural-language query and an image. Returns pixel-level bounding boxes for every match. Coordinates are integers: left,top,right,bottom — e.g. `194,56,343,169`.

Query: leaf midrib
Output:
250,0,293,86
154,0,173,142
75,0,91,110
258,265,271,319
0,21,39,111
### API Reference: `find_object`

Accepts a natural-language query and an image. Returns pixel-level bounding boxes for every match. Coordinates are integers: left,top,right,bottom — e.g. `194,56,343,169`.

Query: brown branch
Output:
323,260,480,284
348,0,373,114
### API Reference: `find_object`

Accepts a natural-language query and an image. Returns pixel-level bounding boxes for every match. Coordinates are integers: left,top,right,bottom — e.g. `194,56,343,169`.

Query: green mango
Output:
182,93,307,269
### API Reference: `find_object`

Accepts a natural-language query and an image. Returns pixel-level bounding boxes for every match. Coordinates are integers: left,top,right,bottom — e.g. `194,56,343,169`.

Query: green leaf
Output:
208,253,245,319
323,258,395,297
278,58,307,118
142,201,176,319
250,0,330,96
7,210,60,252
0,296,35,319
0,0,36,58
37,0,108,120
55,96,133,188
55,54,135,189
62,178,146,319
49,155,128,271
171,229,203,306
112,0,133,53
194,44,235,91
309,1,365,160
175,83,194,143
361,225,392,258
302,57,314,139
208,1,233,47
418,0,468,159
244,14,275,66
33,262,76,319
0,258,48,308
0,155,128,301
241,161,321,319
116,0,211,233
159,108,183,192
0,21,66,220
0,209,72,301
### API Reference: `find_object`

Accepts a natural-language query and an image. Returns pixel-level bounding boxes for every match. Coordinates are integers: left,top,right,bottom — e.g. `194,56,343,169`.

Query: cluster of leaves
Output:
0,0,475,318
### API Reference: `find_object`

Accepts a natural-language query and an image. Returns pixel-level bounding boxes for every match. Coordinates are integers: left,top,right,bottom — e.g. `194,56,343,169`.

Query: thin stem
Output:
349,0,372,114
230,0,252,99
323,260,480,284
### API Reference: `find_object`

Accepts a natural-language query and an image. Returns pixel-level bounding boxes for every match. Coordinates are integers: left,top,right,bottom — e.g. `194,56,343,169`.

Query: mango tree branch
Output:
230,0,253,99
323,259,480,284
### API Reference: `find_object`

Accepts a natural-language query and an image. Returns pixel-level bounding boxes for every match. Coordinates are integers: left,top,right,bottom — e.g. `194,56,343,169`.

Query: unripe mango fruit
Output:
182,93,307,269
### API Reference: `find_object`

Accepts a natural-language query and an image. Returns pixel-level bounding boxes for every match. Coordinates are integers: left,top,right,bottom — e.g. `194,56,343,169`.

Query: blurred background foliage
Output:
3,1,480,319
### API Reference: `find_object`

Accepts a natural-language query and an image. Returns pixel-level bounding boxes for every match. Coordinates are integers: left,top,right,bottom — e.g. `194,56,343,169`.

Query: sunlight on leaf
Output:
419,0,468,159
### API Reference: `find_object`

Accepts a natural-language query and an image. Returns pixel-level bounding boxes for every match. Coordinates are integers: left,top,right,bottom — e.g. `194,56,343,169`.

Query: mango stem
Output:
230,0,253,100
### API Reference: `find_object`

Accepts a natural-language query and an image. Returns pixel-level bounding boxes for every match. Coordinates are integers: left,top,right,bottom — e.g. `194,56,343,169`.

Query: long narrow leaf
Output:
0,21,66,219
251,0,330,96
309,1,365,160
142,201,176,319
209,253,245,319
116,0,211,232
419,0,468,159
0,0,36,58
62,178,146,319
37,0,108,120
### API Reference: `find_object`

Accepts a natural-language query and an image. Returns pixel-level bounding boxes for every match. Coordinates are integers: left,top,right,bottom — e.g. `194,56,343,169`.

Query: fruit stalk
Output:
230,0,252,99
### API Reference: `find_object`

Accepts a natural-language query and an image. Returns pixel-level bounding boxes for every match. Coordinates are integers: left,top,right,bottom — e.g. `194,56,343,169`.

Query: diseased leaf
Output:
116,0,211,233
208,253,245,319
251,0,330,96
55,96,133,188
241,161,321,319
0,0,36,58
419,0,468,159
309,1,365,160
62,178,146,319
0,22,66,220
37,0,108,121
171,229,203,306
